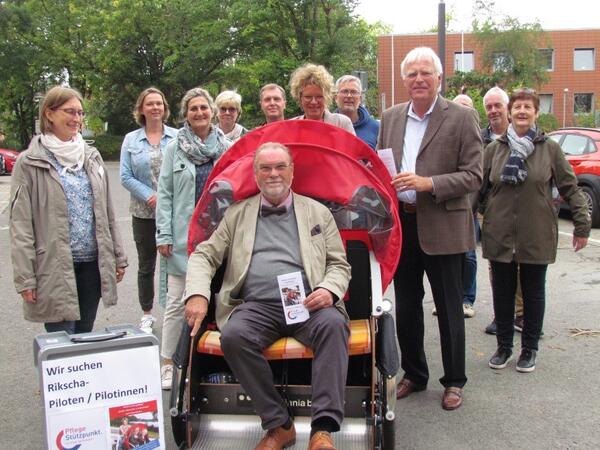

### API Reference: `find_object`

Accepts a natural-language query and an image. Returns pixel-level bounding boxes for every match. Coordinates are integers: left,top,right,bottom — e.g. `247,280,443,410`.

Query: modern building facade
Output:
377,29,600,127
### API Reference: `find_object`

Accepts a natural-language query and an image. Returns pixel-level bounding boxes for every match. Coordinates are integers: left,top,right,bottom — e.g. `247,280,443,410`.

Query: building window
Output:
539,94,553,114
574,48,595,71
574,93,594,114
538,49,554,71
454,52,474,72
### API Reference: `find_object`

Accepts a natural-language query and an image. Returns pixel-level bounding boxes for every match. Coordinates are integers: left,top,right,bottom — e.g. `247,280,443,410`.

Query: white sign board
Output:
41,345,164,450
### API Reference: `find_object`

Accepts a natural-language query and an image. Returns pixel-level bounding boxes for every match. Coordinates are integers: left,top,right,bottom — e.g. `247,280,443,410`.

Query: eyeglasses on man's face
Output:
338,89,361,97
258,163,291,174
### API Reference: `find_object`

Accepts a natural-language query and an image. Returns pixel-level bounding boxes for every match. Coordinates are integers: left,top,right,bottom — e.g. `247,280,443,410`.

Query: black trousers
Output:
394,210,467,388
490,261,547,351
44,260,102,334
132,216,157,312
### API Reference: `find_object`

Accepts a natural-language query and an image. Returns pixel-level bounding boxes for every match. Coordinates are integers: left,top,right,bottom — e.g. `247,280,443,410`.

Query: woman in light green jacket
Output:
10,86,127,333
155,87,231,389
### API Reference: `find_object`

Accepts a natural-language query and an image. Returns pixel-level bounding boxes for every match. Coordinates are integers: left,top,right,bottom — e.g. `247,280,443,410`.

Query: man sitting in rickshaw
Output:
183,142,351,450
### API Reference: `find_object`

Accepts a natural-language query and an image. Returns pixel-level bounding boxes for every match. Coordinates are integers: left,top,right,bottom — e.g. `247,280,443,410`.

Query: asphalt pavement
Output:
1,162,599,449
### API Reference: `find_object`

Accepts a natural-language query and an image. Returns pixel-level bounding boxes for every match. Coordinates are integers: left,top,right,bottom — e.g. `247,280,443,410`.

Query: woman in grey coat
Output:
10,86,127,334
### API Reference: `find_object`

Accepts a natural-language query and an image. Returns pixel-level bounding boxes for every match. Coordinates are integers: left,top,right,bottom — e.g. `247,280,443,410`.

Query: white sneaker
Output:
139,314,156,334
463,303,475,318
161,364,173,390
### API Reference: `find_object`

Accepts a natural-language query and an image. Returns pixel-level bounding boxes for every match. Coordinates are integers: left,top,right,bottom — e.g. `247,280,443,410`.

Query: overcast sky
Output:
355,0,598,33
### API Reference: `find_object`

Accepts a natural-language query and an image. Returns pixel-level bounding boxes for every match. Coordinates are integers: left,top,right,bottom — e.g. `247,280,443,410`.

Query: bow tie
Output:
261,205,287,217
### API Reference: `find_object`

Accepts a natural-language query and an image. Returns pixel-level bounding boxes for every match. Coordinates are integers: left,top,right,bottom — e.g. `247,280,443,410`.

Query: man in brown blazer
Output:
377,47,482,410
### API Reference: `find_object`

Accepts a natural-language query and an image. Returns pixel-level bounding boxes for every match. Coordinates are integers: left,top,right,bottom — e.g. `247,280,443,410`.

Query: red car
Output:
548,127,600,227
0,148,20,174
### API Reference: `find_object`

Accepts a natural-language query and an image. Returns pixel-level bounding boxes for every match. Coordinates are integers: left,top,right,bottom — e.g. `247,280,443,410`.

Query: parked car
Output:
547,127,600,227
0,148,20,174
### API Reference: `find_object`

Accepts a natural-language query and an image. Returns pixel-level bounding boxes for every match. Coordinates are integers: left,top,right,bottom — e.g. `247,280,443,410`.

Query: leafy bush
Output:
90,135,124,161
537,113,559,133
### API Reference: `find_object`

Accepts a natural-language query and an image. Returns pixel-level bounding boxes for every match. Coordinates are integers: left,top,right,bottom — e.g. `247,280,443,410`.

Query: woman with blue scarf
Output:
156,87,231,389
480,88,590,374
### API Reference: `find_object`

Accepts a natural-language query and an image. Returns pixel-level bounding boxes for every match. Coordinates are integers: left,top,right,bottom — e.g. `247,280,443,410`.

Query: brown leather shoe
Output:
308,431,336,450
254,424,296,450
441,387,464,410
396,377,426,399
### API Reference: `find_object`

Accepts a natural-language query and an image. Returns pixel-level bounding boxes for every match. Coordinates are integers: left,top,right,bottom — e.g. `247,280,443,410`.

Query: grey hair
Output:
400,47,443,79
179,87,215,121
453,94,474,108
253,142,293,171
483,86,509,107
334,75,362,93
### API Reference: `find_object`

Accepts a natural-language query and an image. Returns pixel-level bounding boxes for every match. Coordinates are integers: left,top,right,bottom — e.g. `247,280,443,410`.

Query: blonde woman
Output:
289,63,355,135
215,90,248,141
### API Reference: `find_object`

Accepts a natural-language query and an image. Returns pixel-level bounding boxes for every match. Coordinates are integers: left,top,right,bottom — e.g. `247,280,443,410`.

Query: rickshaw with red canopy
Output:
169,120,401,449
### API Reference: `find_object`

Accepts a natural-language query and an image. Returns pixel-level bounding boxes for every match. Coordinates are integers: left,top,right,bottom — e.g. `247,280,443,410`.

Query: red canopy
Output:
188,120,401,291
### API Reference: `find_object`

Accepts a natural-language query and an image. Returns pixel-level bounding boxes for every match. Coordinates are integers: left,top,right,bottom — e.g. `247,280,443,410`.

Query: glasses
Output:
219,106,238,114
405,70,435,80
512,88,537,95
258,163,290,174
301,95,324,103
338,89,361,97
53,108,85,117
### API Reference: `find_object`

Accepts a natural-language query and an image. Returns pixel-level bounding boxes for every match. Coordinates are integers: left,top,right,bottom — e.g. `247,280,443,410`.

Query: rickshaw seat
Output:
196,319,371,359
195,230,375,360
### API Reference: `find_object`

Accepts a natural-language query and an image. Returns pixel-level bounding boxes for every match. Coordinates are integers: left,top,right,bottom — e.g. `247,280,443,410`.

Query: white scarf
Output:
41,132,85,174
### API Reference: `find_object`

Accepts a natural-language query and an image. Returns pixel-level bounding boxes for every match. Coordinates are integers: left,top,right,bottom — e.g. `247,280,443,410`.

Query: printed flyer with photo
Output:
277,271,310,325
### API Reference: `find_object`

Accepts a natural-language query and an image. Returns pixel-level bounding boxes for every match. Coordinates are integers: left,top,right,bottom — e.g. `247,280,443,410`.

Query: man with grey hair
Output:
259,83,287,123
377,46,482,410
184,142,351,450
480,86,528,336
334,75,379,149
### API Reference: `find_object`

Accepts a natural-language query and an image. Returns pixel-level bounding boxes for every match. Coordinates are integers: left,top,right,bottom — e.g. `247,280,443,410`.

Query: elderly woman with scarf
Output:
480,88,590,373
10,86,127,334
156,87,231,389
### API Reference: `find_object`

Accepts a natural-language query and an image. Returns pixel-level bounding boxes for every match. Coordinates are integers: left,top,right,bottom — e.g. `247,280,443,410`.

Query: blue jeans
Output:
462,216,480,305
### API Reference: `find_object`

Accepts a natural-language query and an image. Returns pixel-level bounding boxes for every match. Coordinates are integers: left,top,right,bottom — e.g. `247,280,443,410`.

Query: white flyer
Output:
277,271,310,325
377,148,398,177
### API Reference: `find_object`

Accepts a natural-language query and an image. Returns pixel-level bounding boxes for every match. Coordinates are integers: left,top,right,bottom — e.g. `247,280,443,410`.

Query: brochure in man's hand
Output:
277,272,309,325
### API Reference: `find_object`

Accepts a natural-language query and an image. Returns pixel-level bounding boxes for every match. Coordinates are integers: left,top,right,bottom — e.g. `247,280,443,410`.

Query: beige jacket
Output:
184,193,351,330
10,136,127,322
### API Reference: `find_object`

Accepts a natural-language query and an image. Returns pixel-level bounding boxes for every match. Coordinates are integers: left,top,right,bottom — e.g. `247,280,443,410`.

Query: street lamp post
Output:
563,88,569,128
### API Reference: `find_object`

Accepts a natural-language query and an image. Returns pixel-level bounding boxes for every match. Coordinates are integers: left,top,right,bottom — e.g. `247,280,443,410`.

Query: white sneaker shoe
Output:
463,303,475,318
139,314,156,334
161,364,173,390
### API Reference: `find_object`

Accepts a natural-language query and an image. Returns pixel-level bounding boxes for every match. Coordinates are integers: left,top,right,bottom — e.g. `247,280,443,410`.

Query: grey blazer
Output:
377,96,483,255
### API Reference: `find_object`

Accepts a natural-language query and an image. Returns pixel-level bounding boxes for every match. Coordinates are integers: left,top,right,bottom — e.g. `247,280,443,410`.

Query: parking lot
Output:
1,163,599,449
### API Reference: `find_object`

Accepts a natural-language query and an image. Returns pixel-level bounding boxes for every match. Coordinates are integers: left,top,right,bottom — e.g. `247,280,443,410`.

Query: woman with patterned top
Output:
156,87,232,389
120,87,177,334
10,86,127,334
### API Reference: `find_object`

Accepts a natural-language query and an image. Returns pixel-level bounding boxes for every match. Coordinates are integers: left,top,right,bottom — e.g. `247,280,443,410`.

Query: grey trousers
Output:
220,301,350,431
